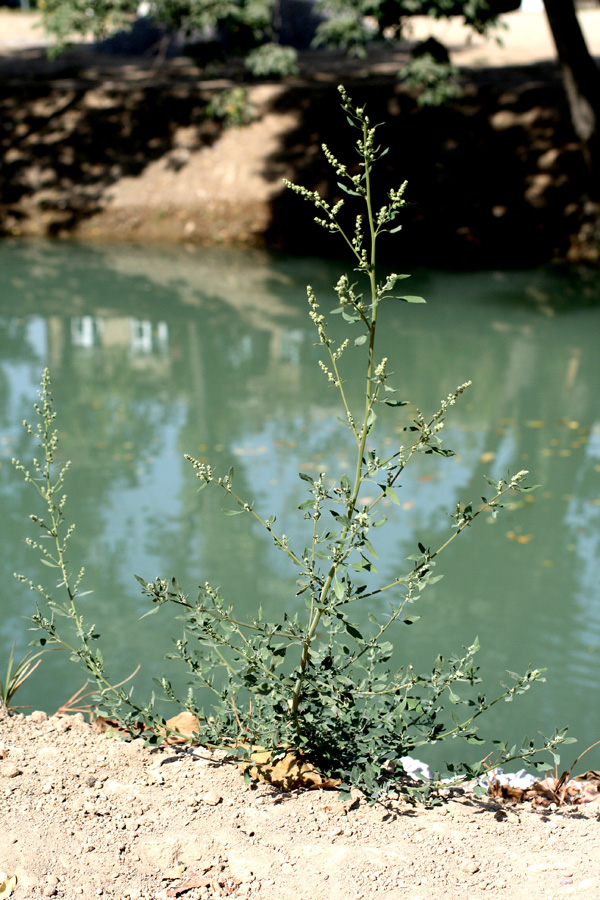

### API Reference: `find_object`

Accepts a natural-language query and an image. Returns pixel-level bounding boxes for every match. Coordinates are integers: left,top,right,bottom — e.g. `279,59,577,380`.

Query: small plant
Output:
14,88,569,800
0,641,48,713
12,371,174,736
399,54,462,107
245,42,300,77
205,88,255,128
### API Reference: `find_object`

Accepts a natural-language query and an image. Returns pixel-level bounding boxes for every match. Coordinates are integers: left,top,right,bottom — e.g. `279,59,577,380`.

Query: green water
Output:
1,239,599,772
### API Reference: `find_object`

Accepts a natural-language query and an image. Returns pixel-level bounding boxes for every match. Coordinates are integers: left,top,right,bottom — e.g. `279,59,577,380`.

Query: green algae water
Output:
1,239,599,773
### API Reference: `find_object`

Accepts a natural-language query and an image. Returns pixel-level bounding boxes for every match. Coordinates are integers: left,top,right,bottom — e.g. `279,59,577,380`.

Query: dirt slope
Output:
1,710,600,900
1,10,599,263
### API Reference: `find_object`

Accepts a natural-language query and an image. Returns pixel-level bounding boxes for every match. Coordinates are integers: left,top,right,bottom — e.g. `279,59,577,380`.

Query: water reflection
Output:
0,239,599,770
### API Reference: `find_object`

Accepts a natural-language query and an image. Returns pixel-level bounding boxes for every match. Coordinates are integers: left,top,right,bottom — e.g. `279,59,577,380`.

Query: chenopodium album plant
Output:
14,87,570,801
138,87,568,795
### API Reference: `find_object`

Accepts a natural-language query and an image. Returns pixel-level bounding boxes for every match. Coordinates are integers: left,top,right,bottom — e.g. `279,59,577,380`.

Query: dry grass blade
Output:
550,739,600,805
55,665,141,720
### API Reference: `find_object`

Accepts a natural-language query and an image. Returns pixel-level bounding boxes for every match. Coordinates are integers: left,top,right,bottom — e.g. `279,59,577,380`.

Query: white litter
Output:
477,767,537,791
400,756,434,781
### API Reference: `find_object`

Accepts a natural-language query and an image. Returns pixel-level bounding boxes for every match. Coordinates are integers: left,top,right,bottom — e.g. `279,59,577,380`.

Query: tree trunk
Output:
543,0,600,194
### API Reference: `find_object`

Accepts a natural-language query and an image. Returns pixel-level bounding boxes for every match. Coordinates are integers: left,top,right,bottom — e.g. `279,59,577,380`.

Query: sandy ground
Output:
2,710,600,900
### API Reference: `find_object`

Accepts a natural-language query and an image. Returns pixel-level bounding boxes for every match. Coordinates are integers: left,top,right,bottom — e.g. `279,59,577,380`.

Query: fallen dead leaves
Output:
155,712,343,791
245,747,341,791
487,740,600,808
488,771,600,807
89,709,600,806
92,711,341,791
506,530,534,544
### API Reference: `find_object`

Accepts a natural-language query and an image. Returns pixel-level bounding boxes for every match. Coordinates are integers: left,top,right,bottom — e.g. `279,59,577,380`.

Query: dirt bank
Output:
0,10,599,264
2,709,600,900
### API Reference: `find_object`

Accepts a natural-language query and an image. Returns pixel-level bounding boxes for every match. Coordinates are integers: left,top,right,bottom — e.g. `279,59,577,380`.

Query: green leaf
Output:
398,295,426,303
333,577,345,600
354,334,368,346
40,559,59,568
298,499,315,510
337,181,359,196
425,574,443,586
140,607,161,619
346,624,363,640
222,508,244,516
362,538,378,559
385,487,400,505
403,616,420,625
299,472,314,484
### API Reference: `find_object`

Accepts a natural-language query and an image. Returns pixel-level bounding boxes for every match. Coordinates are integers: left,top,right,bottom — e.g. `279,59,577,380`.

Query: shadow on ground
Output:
263,63,596,266
0,45,225,235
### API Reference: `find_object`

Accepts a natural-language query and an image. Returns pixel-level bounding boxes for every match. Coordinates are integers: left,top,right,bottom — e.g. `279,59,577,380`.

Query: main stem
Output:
290,123,378,727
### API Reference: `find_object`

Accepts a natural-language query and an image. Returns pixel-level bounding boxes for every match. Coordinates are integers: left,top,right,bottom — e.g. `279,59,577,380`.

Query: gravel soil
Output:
1,710,600,900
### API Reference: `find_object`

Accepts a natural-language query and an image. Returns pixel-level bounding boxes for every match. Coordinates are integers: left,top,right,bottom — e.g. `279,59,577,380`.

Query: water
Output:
1,239,599,772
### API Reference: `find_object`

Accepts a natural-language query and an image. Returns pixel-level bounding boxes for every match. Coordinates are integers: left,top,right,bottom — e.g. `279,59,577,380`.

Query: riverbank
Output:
1,709,600,900
0,10,599,264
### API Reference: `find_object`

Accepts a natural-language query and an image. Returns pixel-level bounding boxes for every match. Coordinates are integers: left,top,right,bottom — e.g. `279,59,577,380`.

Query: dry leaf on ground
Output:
246,748,341,791
0,875,17,900
162,712,202,743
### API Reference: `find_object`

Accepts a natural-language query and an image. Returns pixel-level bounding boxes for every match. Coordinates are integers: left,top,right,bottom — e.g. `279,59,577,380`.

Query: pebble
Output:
460,860,480,875
0,762,22,778
201,790,222,806
30,710,49,723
